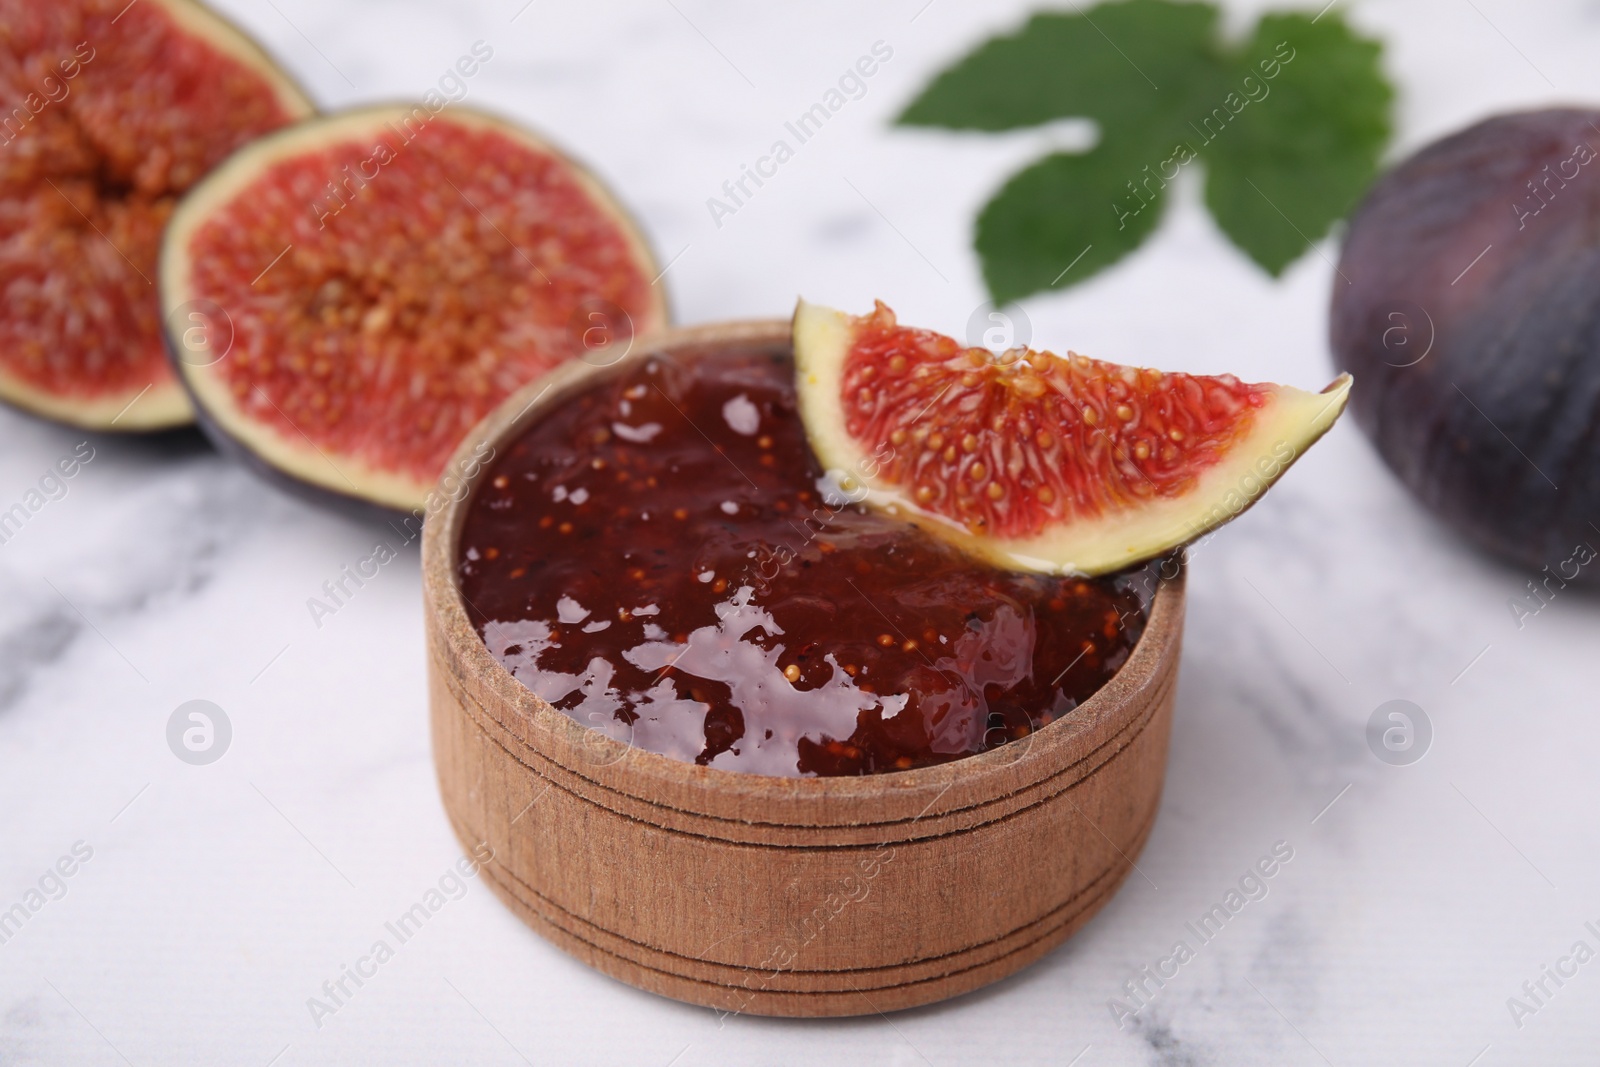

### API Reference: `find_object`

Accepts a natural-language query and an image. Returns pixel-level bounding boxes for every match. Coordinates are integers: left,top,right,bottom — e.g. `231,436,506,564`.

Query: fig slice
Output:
159,104,668,513
793,300,1351,575
0,0,314,431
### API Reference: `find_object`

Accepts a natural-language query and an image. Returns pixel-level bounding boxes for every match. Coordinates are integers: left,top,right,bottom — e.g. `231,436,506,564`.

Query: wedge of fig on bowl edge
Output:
0,0,314,431
158,104,668,514
793,300,1351,575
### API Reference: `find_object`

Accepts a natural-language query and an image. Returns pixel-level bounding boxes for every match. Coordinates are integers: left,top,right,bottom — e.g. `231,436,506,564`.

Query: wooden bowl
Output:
421,320,1186,1018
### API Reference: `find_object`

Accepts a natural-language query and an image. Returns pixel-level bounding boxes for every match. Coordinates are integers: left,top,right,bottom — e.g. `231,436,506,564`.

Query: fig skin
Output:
1331,108,1600,577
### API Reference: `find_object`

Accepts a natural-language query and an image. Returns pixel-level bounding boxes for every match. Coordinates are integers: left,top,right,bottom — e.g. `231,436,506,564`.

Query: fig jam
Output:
456,341,1151,777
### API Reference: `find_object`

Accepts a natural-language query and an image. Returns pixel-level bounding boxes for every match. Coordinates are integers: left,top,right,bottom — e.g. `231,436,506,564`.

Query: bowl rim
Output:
421,318,1185,824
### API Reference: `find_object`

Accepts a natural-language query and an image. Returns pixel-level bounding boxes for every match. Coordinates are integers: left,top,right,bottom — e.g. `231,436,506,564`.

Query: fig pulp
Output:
0,0,313,430
160,105,667,512
794,300,1350,575
1331,108,1600,578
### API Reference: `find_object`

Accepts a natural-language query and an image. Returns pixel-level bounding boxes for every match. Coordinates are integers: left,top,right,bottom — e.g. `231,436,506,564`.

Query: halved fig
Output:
794,300,1350,575
159,104,668,512
0,0,313,431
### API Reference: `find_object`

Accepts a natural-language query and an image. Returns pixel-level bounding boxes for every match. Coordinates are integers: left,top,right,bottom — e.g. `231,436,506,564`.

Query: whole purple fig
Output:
1331,108,1600,578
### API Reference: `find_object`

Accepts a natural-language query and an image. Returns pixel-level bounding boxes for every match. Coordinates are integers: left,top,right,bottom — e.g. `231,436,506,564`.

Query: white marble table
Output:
4,1,1600,1063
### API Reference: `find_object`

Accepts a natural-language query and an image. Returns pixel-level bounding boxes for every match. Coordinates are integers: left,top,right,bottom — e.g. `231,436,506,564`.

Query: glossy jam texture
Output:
457,342,1151,777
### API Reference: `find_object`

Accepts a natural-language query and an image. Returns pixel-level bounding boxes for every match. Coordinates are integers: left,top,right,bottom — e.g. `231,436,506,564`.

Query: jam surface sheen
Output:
457,341,1151,778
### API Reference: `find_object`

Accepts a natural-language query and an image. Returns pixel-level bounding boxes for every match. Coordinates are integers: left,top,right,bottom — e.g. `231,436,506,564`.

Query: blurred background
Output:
3,0,1599,1063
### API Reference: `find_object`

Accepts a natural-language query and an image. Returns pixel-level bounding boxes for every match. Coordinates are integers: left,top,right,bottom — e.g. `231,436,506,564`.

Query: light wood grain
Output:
422,321,1186,1017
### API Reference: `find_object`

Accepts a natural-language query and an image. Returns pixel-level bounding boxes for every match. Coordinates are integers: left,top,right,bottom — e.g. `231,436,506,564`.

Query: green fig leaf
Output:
894,1,1393,300
976,136,1167,305
897,0,1221,135
1201,13,1393,276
